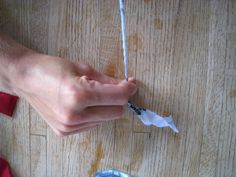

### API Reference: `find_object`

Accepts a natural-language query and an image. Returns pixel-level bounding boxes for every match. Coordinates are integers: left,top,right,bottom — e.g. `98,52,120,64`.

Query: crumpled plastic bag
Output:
137,108,179,133
128,101,179,133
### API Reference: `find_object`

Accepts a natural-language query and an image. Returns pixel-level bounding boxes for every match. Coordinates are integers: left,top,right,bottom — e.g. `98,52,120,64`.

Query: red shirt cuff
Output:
0,91,18,117
0,158,13,177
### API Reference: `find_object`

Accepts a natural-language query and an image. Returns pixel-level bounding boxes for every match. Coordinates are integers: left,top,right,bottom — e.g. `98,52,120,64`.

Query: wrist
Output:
7,50,40,95
0,32,40,95
9,50,42,96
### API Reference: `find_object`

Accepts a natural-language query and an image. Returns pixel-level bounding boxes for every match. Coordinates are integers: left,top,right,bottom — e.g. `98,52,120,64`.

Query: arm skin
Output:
0,32,137,136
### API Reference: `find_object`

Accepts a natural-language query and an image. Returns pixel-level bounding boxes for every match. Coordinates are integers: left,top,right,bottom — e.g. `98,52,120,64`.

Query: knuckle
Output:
82,64,94,75
63,84,78,104
59,112,74,125
66,85,90,107
80,75,89,82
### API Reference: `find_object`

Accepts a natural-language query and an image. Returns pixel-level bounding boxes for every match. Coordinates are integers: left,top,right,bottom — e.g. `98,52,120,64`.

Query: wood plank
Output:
47,132,97,177
130,132,151,177
214,1,236,176
140,0,210,177
152,0,179,127
226,0,236,70
167,0,209,177
132,0,156,133
215,76,236,177
199,0,228,177
30,135,47,177
141,1,179,177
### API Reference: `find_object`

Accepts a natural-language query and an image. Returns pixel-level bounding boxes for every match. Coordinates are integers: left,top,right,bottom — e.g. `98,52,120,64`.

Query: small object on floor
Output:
119,0,179,133
94,169,131,177
128,101,179,133
0,158,13,177
0,92,18,117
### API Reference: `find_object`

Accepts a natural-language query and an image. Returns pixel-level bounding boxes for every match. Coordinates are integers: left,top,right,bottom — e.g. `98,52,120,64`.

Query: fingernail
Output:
128,77,134,81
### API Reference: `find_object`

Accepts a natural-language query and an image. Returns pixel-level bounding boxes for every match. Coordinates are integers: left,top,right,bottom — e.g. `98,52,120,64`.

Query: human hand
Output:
13,54,137,136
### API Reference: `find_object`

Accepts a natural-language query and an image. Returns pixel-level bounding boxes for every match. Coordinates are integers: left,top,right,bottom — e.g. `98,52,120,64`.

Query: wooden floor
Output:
0,0,235,177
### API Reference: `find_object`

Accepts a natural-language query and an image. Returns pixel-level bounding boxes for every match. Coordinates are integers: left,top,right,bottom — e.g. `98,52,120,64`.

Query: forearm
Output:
0,32,34,94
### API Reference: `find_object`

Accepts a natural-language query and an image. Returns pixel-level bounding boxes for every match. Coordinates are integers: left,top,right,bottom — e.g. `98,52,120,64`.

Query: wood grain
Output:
199,1,228,177
0,0,235,177
30,135,46,177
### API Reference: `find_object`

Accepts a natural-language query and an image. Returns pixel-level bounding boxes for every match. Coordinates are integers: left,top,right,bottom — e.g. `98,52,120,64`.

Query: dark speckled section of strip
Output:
127,101,146,115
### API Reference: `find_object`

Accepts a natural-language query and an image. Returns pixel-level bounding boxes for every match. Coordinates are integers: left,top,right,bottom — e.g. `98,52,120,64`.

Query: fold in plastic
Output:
137,109,179,133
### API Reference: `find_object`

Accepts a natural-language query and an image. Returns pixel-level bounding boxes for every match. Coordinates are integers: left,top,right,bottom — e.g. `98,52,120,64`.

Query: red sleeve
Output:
0,92,18,117
0,158,12,177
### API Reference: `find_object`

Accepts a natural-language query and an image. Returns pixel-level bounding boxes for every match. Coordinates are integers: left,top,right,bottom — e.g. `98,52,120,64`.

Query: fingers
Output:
62,125,98,136
80,106,123,123
73,63,137,106
47,105,121,136
75,77,137,107
46,113,102,131
50,123,99,137
51,105,122,135
58,106,123,125
76,62,119,84
89,69,119,84
37,104,122,134
27,95,102,137
40,111,102,137
90,79,137,106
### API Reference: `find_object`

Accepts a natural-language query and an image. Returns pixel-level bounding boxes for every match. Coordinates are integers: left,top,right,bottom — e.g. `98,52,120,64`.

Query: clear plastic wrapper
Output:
128,101,179,133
